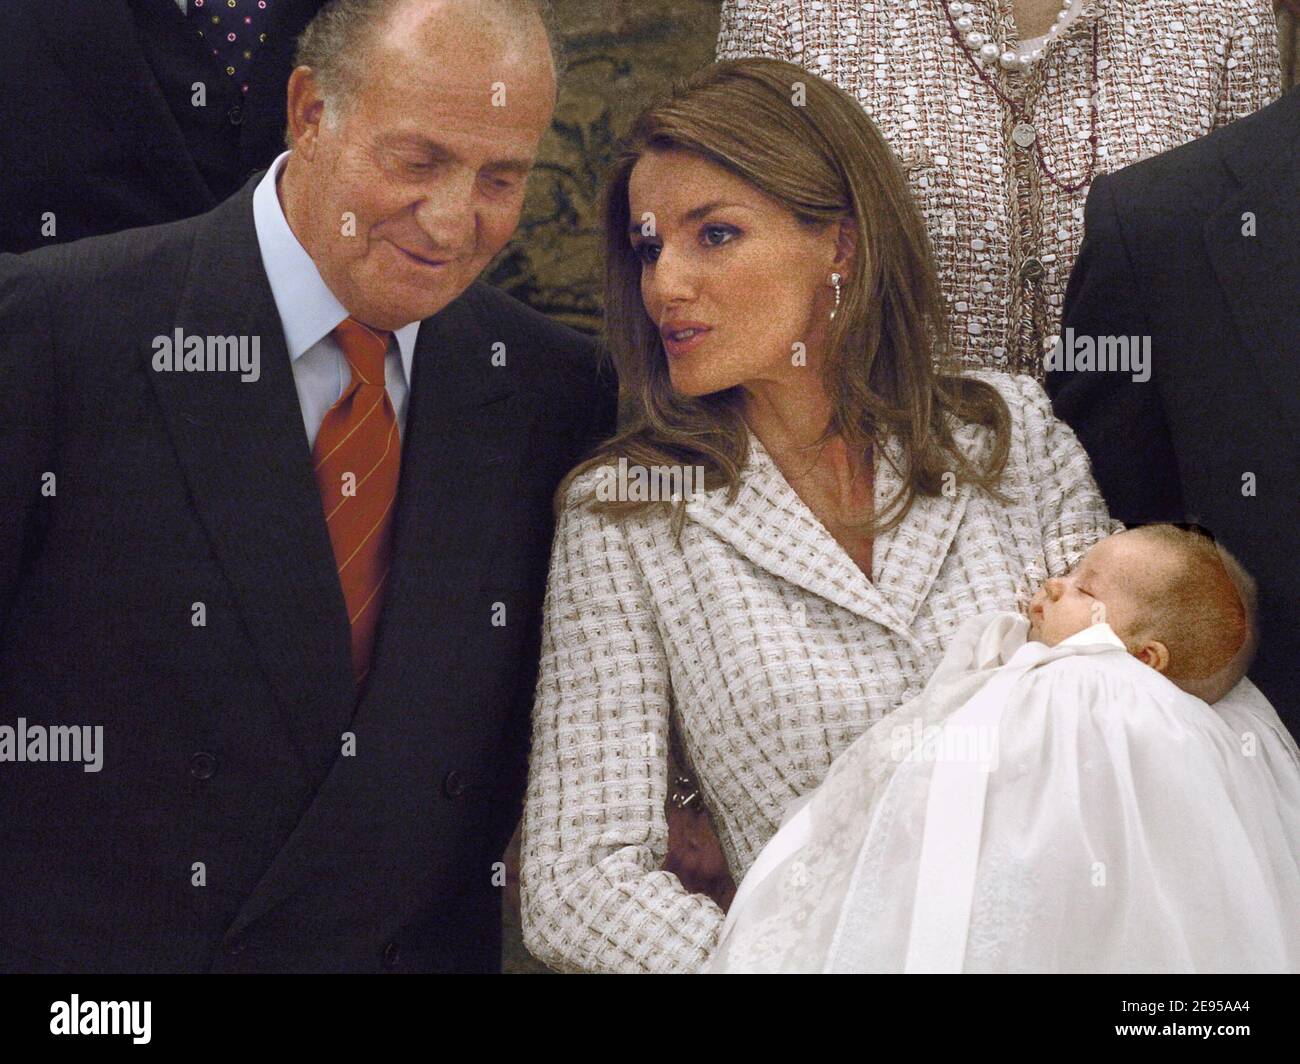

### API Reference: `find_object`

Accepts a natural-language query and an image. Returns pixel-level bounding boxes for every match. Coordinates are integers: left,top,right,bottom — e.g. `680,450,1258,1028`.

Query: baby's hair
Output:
1121,524,1258,704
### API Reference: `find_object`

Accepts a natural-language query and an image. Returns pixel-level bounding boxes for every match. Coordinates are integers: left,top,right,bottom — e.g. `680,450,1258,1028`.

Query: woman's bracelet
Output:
669,773,700,810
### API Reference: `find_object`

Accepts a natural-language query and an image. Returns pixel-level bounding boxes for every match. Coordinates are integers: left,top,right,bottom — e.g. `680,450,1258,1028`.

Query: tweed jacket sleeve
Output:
519,476,726,974
1008,372,1128,578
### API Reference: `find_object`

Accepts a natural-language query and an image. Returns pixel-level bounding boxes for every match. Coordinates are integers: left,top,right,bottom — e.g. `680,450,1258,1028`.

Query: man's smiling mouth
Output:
392,242,451,269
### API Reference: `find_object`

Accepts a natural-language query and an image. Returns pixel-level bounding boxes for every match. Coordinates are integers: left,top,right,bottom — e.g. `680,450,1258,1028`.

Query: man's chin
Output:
353,290,460,330
386,269,477,324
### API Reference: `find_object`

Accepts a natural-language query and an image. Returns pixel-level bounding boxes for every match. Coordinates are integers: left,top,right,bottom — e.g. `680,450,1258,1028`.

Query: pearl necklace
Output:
939,0,1101,194
947,1,1078,73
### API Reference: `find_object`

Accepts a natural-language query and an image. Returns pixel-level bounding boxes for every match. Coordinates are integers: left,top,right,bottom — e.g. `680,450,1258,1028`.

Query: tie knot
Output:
333,317,392,388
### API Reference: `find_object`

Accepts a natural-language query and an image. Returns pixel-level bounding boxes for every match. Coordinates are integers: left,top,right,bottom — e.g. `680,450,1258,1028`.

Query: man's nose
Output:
413,172,479,247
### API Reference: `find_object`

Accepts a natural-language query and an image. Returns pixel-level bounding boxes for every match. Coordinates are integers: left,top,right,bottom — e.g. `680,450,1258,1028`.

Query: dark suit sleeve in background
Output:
1047,174,1186,527
0,256,57,627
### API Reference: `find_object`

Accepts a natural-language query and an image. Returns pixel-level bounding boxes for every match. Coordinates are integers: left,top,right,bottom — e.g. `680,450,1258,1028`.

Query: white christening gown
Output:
704,611,1300,973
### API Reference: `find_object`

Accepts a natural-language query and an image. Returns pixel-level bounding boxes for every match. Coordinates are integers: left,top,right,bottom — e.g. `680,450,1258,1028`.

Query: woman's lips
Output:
662,326,711,358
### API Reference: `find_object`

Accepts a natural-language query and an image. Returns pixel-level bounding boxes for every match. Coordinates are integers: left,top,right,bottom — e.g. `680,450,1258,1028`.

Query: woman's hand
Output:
664,798,737,912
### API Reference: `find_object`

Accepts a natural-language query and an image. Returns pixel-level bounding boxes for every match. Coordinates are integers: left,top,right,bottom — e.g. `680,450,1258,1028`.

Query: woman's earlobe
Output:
835,217,859,270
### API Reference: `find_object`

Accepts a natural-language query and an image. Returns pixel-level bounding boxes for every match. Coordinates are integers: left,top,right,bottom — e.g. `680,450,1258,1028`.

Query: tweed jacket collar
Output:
684,419,992,640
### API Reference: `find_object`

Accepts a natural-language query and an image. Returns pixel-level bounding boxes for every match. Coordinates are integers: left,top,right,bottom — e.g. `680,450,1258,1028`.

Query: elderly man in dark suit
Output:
0,0,332,253
0,0,615,973
1047,86,1300,740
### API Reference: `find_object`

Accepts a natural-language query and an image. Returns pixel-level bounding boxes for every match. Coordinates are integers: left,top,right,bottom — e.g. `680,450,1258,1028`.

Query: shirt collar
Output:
1057,621,1128,651
252,151,419,385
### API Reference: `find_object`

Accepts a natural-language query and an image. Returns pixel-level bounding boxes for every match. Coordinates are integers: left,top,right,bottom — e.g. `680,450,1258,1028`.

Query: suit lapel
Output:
870,423,983,630
1203,90,1300,438
148,178,357,781
43,0,214,214
357,287,526,714
225,285,536,938
685,421,984,638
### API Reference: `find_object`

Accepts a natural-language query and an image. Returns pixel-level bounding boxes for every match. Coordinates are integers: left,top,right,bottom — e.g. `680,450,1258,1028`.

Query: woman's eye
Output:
634,242,661,264
702,224,737,246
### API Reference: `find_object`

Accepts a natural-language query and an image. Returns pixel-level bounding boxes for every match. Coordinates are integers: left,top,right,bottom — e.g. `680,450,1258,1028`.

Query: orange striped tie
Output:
313,317,401,685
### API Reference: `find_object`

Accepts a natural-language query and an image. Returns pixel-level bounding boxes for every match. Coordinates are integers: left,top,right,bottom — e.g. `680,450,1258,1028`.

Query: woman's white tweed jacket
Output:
520,372,1123,973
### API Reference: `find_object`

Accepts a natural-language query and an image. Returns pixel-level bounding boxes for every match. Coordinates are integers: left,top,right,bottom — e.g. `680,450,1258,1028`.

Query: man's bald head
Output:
278,0,561,329
293,0,560,134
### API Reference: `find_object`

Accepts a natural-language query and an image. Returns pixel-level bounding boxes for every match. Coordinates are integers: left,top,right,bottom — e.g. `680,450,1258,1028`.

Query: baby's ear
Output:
1135,640,1170,674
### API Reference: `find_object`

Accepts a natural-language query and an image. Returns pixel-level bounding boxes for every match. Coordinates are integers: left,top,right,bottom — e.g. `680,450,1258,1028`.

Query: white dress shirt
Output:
252,151,420,450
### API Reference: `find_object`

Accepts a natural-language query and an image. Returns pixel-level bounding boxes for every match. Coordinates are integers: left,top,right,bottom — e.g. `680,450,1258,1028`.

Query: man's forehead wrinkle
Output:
369,54,555,118
369,83,550,132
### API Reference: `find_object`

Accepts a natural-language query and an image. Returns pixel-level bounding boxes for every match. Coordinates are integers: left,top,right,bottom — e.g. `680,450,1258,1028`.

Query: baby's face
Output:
1027,533,1151,647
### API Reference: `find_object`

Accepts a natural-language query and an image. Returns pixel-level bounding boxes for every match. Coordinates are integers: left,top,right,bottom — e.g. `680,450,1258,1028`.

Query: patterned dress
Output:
717,0,1281,377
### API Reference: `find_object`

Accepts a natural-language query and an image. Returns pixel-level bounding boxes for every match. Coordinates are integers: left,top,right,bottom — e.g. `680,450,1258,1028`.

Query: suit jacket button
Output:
189,752,217,780
1020,256,1045,284
382,942,400,968
443,770,467,798
223,935,246,956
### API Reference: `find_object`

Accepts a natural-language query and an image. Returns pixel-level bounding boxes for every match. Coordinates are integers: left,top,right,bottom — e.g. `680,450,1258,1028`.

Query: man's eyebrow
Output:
377,134,532,174
378,132,452,156
627,200,751,237
481,158,534,176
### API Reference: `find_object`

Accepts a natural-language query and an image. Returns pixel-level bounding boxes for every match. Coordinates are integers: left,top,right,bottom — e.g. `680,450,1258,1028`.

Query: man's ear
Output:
285,66,329,159
1135,640,1171,674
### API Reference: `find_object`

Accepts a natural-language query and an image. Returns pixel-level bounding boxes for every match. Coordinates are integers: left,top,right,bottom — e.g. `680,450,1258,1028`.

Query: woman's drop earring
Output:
829,272,842,320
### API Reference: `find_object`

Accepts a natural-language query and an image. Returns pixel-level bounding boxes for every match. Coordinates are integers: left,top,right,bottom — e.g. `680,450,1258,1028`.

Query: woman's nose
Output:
646,246,697,306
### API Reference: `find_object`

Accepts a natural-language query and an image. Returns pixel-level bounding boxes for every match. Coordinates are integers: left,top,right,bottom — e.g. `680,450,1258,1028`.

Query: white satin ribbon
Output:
902,625,1125,972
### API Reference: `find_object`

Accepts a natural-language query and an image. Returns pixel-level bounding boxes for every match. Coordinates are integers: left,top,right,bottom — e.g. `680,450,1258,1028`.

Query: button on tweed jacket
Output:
520,372,1122,973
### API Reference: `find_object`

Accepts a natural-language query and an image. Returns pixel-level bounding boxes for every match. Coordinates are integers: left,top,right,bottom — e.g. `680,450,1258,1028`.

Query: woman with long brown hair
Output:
717,0,1282,378
519,57,1120,973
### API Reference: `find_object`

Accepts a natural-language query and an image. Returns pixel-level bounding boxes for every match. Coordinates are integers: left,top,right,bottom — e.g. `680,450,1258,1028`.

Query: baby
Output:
1025,523,1258,704
704,523,1299,974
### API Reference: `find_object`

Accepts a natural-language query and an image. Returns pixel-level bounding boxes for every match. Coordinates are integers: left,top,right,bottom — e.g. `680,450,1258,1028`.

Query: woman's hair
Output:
556,57,1012,538
1121,524,1259,704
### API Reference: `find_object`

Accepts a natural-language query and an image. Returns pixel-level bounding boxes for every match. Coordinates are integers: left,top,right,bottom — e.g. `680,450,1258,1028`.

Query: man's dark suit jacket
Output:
1047,86,1300,738
0,175,618,972
1,0,326,253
